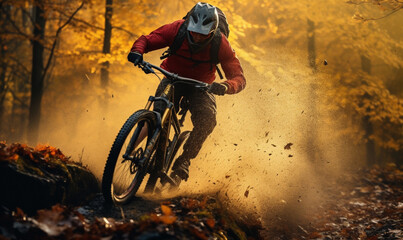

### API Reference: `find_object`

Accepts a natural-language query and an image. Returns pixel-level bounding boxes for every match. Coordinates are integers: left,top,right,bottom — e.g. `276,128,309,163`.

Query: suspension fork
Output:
123,127,161,165
153,83,178,172
129,90,167,151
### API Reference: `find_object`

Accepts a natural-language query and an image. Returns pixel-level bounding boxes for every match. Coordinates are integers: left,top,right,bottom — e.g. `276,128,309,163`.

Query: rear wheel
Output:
144,131,191,193
102,110,159,205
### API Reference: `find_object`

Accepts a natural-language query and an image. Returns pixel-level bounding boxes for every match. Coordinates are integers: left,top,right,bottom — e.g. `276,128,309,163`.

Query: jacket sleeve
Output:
130,20,184,54
218,36,246,94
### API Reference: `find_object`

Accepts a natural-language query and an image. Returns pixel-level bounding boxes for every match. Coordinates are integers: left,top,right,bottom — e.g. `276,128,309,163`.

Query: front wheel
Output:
102,110,159,205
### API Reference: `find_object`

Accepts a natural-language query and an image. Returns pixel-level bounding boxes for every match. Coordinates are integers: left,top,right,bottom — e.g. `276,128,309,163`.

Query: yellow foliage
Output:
1,0,402,160
326,71,403,151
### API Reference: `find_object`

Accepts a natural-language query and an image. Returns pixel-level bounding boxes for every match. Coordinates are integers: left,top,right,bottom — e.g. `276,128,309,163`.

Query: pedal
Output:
171,174,182,187
161,173,180,187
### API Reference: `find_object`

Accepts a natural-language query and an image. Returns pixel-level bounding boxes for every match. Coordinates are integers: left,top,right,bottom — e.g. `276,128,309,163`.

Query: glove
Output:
209,82,228,96
127,51,143,66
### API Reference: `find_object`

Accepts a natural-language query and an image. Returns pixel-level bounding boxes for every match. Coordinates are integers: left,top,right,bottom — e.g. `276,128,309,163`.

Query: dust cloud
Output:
39,53,166,177
172,48,365,229
39,48,364,230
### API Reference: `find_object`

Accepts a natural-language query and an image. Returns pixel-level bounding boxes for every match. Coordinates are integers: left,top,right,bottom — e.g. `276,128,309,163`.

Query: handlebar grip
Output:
138,60,211,88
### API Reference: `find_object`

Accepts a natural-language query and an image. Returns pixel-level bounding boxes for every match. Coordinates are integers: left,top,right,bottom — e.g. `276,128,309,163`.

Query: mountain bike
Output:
101,59,210,205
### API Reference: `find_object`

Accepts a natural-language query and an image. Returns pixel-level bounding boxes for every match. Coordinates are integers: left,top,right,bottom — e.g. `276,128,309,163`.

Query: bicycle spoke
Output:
107,117,156,201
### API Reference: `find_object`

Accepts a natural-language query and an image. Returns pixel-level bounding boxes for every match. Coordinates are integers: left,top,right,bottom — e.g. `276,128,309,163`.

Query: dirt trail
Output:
1,164,401,239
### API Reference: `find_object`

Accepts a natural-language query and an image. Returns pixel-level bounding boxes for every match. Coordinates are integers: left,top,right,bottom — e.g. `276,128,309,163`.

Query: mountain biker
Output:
128,2,246,184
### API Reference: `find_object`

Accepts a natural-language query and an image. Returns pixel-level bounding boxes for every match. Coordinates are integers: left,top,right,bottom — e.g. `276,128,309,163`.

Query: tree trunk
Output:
101,0,113,88
0,47,6,130
360,55,371,74
0,4,9,135
361,55,376,165
306,18,321,163
363,114,376,165
28,0,46,144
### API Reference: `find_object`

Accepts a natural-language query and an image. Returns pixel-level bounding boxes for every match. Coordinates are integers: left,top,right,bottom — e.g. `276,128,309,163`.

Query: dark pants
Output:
154,78,217,162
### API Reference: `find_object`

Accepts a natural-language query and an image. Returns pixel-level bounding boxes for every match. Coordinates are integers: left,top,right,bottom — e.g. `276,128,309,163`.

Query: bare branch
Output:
71,16,104,31
345,0,372,5
19,5,35,25
0,31,31,38
1,6,32,40
8,55,30,74
2,72,29,109
42,0,85,82
51,7,104,30
361,6,402,21
7,84,29,109
348,0,403,21
112,25,136,37
52,7,136,37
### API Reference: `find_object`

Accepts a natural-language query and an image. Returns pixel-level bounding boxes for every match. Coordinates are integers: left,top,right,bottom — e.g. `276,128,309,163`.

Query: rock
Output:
0,142,99,213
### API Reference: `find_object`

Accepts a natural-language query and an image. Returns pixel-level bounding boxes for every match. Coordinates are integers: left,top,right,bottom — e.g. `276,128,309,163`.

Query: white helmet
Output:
186,2,218,53
187,2,218,35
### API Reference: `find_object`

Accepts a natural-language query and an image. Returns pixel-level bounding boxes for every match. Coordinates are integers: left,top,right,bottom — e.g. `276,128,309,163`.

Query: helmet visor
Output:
187,15,216,35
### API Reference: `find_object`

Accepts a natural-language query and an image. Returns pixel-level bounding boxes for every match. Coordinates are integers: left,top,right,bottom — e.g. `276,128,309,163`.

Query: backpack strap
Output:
161,21,188,60
210,28,224,79
210,28,222,65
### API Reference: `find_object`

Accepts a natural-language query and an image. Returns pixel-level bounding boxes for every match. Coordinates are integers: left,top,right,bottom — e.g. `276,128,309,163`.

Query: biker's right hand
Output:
128,51,143,66
209,82,228,96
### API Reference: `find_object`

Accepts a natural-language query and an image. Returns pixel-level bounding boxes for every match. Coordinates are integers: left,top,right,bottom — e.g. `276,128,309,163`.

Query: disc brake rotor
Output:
130,148,144,174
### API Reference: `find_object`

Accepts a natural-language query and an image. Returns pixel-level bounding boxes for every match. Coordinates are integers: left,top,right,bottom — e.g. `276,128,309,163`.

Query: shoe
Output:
169,172,182,187
171,156,190,181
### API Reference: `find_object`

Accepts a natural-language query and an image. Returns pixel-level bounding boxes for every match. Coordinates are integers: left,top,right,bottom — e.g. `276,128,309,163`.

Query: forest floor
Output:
262,164,403,239
0,162,402,239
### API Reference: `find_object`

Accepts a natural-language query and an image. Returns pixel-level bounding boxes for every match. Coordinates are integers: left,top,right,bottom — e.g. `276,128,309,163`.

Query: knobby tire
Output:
102,110,158,205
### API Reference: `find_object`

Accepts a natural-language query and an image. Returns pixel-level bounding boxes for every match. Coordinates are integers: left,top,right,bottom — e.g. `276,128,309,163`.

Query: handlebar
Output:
137,60,210,90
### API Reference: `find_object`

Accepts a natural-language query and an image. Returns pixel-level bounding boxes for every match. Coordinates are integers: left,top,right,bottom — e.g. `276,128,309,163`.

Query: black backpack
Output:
160,6,230,79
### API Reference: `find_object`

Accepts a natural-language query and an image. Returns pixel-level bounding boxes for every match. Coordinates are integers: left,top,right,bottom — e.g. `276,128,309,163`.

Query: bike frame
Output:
145,83,183,181
125,60,209,187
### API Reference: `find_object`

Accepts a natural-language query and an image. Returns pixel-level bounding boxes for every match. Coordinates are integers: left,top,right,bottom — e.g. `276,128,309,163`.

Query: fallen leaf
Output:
10,154,19,161
161,205,173,216
159,215,177,224
358,186,371,193
150,213,160,223
13,208,25,218
308,232,322,239
206,218,215,228
199,196,208,209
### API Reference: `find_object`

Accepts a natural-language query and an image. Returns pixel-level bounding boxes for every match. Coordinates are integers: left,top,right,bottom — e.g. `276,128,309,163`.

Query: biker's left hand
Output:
209,82,228,95
127,51,143,66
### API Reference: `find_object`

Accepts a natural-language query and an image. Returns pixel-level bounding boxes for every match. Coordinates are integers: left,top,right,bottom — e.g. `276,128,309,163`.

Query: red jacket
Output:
131,19,246,94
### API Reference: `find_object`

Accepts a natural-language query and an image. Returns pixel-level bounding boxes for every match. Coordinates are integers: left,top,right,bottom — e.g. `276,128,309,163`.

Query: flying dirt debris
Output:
284,143,293,150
